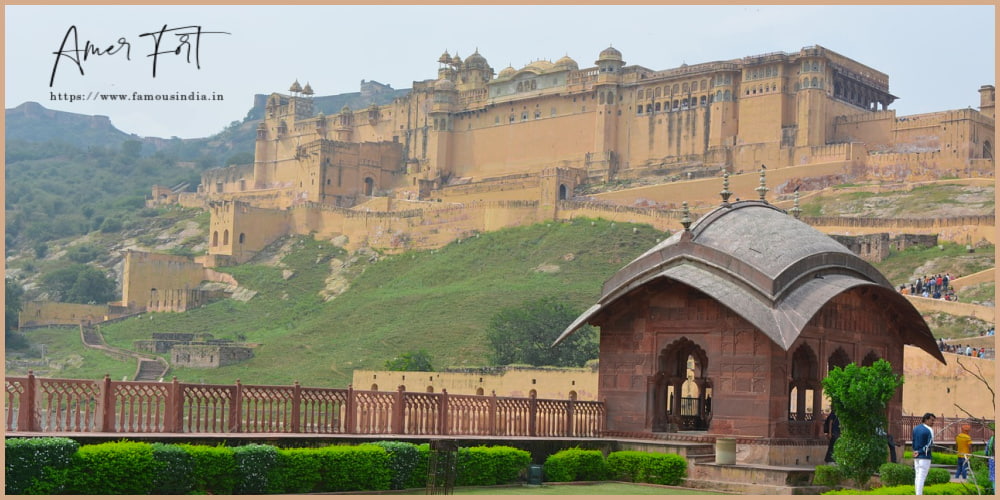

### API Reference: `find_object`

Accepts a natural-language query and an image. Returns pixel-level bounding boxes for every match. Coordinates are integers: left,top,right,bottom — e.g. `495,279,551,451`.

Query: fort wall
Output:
122,250,208,311
18,301,120,328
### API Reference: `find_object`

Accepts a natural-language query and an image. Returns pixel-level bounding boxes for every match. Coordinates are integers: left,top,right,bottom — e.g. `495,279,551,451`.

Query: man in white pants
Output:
911,413,936,495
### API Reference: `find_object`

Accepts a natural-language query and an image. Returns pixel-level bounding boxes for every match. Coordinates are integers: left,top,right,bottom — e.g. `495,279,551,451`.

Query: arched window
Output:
655,102,661,112
789,344,819,422
646,104,653,113
364,177,375,196
212,231,219,246
529,389,537,398
371,384,378,391
426,386,434,393
238,233,245,244
828,347,851,372
223,230,229,245
861,351,881,367
723,90,731,101
984,140,993,159
812,77,819,88
476,387,485,396
558,184,568,200
700,96,707,106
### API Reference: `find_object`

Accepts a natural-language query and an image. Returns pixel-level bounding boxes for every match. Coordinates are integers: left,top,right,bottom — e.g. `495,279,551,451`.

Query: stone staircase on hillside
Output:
79,323,169,381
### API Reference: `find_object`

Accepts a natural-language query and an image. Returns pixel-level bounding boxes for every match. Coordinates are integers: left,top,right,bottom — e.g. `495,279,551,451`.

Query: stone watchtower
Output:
979,85,995,120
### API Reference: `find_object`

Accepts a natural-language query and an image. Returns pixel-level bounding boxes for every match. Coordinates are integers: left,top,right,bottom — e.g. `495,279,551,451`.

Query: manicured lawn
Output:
418,482,727,495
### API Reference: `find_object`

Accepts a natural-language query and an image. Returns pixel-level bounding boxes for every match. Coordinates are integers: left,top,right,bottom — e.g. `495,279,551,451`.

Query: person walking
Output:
955,424,972,480
912,413,936,495
824,410,840,464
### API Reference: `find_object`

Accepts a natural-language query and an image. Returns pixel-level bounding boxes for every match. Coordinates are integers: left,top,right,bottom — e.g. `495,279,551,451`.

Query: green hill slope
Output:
68,219,665,387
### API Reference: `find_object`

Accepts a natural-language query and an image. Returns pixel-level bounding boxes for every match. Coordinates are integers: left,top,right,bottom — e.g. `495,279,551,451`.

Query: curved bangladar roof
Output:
554,200,945,364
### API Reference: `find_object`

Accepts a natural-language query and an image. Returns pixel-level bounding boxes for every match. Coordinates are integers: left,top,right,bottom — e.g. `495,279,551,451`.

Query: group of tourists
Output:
899,273,959,300
912,413,995,495
937,339,994,359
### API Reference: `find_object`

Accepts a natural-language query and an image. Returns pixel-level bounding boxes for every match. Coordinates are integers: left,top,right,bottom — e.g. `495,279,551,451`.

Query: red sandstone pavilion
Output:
554,173,945,466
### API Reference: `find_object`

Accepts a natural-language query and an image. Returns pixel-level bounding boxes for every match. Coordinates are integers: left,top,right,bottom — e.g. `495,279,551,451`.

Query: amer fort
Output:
11,44,996,493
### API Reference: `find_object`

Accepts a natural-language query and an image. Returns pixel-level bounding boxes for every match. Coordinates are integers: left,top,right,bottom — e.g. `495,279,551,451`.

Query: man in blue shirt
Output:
912,413,936,495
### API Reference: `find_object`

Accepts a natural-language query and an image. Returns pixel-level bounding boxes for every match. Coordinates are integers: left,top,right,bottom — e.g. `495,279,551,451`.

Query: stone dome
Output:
497,65,516,79
523,60,555,73
438,50,451,64
554,55,579,70
597,46,623,62
555,200,942,361
434,78,456,91
465,50,488,69
289,79,303,93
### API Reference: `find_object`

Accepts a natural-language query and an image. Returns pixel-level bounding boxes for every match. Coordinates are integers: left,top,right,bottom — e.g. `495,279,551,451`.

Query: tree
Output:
41,264,117,304
485,297,598,367
821,360,903,488
384,350,434,372
5,278,24,334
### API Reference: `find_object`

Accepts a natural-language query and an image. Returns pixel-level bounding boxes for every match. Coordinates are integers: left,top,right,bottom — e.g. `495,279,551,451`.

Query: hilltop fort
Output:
131,44,991,314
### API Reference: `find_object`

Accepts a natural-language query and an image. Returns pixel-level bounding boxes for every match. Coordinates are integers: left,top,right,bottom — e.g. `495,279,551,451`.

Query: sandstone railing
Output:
5,373,604,438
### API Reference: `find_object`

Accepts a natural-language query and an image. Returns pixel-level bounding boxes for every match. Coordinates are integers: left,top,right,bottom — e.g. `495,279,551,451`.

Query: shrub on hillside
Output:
542,447,609,482
150,443,195,494
606,450,687,485
63,441,157,494
4,437,78,494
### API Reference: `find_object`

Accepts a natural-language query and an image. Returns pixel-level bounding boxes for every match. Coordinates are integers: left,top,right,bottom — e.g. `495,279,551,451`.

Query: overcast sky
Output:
5,4,995,139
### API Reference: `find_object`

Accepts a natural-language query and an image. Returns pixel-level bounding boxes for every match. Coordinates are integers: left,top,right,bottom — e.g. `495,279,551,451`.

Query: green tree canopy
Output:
384,350,434,372
5,278,24,333
485,297,598,367
40,264,117,304
821,359,903,488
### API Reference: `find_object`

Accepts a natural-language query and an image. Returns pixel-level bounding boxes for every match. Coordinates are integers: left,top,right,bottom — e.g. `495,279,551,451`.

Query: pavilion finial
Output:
790,190,803,219
755,164,769,202
681,201,692,231
720,172,733,206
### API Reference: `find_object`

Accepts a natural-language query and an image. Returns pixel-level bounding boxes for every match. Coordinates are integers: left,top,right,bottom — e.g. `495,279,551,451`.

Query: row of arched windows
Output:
211,230,246,246
787,344,883,421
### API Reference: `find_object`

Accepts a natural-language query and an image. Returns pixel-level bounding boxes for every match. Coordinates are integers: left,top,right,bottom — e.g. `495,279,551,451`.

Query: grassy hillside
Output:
27,220,664,387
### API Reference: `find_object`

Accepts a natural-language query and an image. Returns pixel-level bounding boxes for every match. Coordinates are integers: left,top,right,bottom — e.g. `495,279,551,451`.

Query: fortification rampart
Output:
18,301,120,328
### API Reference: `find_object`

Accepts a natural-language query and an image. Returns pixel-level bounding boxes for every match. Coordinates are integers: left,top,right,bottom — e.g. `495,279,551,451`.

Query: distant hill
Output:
5,101,140,147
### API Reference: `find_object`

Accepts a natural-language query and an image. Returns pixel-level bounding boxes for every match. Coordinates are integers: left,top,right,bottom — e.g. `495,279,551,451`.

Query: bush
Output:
812,464,845,487
150,443,195,494
267,448,324,494
233,444,277,494
179,443,236,494
63,441,157,494
607,450,687,485
877,462,913,487
316,444,392,492
542,447,609,482
406,443,431,489
372,441,422,490
823,482,982,495
4,437,79,494
969,456,994,494
902,449,957,465
456,445,531,486
925,466,952,485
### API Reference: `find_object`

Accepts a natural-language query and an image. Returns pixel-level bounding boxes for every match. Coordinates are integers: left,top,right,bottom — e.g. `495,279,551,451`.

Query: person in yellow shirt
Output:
955,424,972,480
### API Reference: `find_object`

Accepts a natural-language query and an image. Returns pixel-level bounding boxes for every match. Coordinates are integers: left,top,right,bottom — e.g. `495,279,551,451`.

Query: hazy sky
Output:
5,4,995,139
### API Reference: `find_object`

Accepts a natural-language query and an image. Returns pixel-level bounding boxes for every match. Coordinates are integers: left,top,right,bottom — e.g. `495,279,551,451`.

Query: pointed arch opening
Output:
788,344,822,428
653,337,711,432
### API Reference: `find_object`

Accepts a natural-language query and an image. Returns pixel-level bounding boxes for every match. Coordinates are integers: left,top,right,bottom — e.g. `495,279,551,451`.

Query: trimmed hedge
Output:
902,449,958,465
233,444,277,494
63,440,157,494
267,447,324,494
4,437,78,495
542,447,610,482
178,443,237,494
823,481,984,495
876,462,912,487
456,445,531,486
151,443,195,494
372,441,421,489
314,444,392,491
607,450,687,485
812,464,845,487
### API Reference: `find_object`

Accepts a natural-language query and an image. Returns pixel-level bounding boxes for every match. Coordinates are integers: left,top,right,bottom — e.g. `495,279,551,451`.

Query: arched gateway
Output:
554,194,944,465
